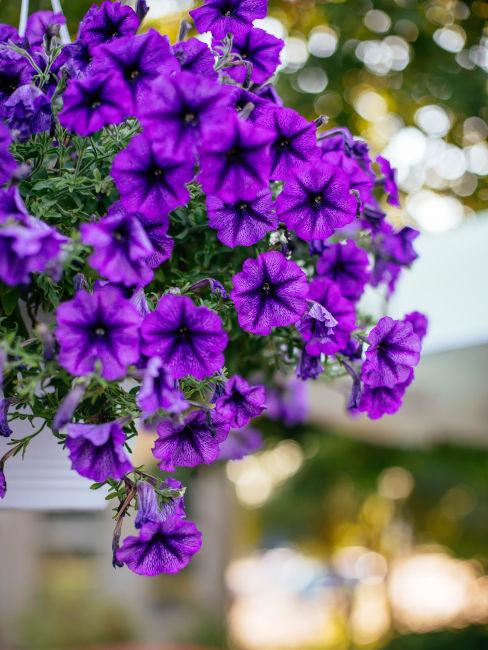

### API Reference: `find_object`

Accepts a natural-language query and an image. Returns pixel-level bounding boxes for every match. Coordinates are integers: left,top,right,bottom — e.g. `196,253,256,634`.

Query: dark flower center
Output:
177,326,191,341
226,146,243,162
0,73,21,96
129,68,140,80
236,201,248,212
262,282,271,293
153,168,163,179
184,111,198,125
276,136,291,150
92,323,108,339
311,193,324,207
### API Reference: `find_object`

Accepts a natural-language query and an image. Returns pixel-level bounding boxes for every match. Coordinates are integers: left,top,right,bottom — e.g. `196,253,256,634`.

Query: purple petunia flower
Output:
199,115,273,202
380,225,419,267
0,55,32,117
173,38,217,79
231,251,309,335
78,1,139,45
190,0,267,38
4,85,51,142
0,24,19,43
93,30,178,114
296,350,324,380
153,409,230,471
140,294,228,380
55,286,141,380
0,466,6,498
66,420,132,482
225,85,275,123
357,370,413,419
25,10,65,47
0,217,67,286
256,107,320,181
81,208,154,287
266,377,308,426
56,40,95,78
218,425,263,460
377,155,400,207
361,316,421,388
296,278,356,355
116,516,202,576
316,240,370,302
111,134,194,220
276,163,357,241
137,356,187,416
0,124,16,185
219,27,283,85
134,478,185,530
206,189,277,248
59,73,130,136
0,186,28,223
215,375,266,428
130,286,151,318
52,382,86,432
404,311,428,343
139,216,174,268
140,71,231,157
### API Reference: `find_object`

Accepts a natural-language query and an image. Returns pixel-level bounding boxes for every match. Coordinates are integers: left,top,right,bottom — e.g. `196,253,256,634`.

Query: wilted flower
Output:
215,375,266,428
4,85,51,142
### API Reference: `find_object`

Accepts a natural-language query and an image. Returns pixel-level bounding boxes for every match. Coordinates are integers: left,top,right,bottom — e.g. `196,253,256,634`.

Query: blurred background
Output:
0,0,487,649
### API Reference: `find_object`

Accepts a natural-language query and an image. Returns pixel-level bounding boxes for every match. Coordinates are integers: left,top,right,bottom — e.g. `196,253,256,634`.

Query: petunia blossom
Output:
276,162,357,241
81,207,154,287
92,30,178,114
136,356,187,416
215,375,266,428
140,294,228,380
58,73,130,136
316,240,370,302
206,189,277,248
0,186,28,224
377,155,400,207
173,38,217,79
296,278,356,355
153,409,230,471
111,134,194,219
66,421,132,482
218,425,263,460
219,27,283,85
256,106,320,181
116,516,202,576
78,1,139,45
231,251,309,335
190,0,267,38
55,286,141,380
403,311,428,344
361,316,421,388
25,10,65,47
140,71,231,157
4,85,51,142
357,370,414,419
199,115,273,202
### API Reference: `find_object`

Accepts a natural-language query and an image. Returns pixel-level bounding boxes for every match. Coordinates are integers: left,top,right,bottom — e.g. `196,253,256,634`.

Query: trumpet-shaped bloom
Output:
173,38,217,79
220,27,283,85
190,0,267,38
206,189,277,248
66,421,132,482
231,251,308,335
140,71,231,156
276,163,357,241
0,56,32,116
78,1,139,45
140,294,228,380
137,356,187,416
256,106,320,181
316,240,370,302
93,30,177,113
116,516,202,576
0,186,28,223
357,370,413,419
26,10,65,47
153,409,230,471
361,316,421,388
199,115,273,202
55,286,141,380
4,85,51,142
59,73,129,136
81,207,154,287
215,375,266,428
296,278,356,355
111,134,194,219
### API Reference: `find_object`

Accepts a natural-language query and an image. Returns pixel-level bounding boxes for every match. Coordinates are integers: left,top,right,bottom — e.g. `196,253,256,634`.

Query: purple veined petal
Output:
216,27,283,85
361,317,421,388
316,240,370,302
140,294,228,380
231,251,309,335
66,421,132,482
78,1,139,46
276,162,357,241
136,356,187,416
218,425,263,460
215,375,266,428
190,0,267,38
206,189,278,248
172,38,217,79
116,517,202,576
111,134,194,220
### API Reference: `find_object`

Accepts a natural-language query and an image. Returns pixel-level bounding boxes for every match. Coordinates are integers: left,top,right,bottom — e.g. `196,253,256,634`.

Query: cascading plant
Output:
0,0,427,576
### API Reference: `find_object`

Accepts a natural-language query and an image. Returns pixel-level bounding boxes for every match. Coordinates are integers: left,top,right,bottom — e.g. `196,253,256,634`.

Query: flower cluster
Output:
0,0,426,576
